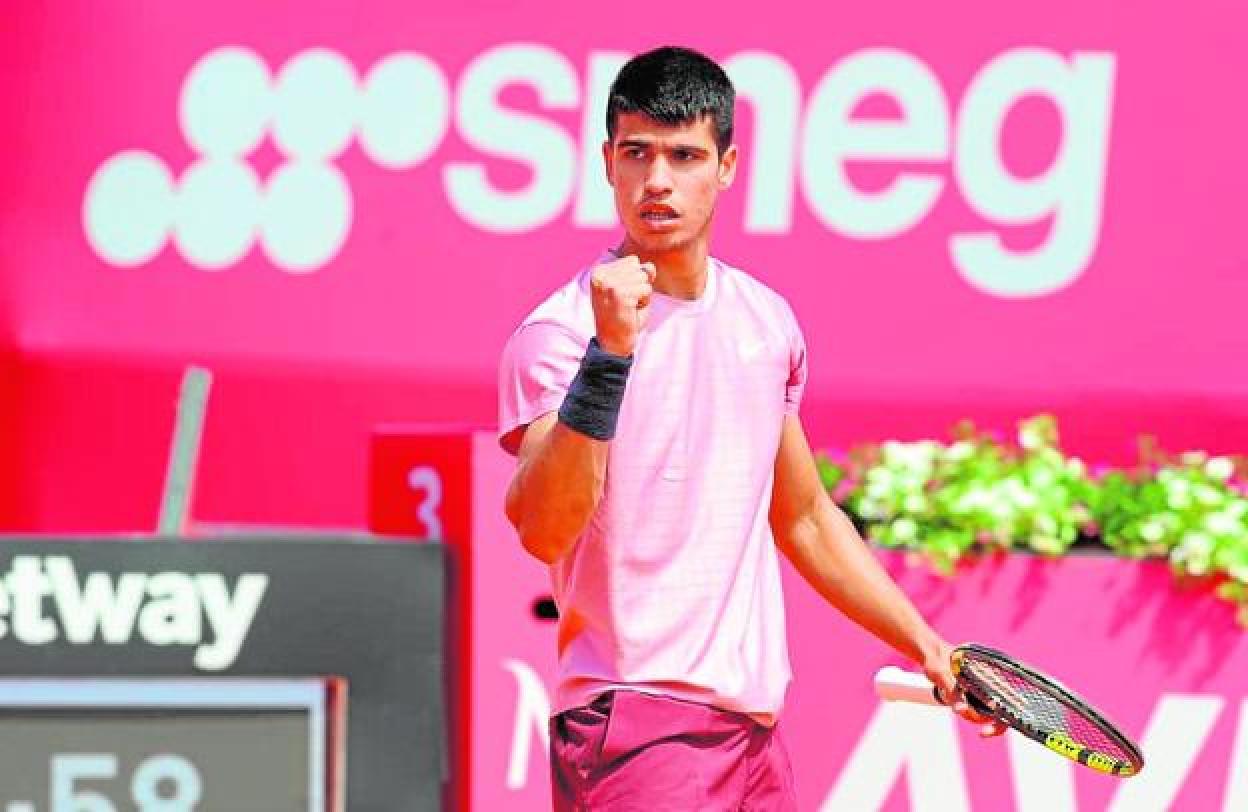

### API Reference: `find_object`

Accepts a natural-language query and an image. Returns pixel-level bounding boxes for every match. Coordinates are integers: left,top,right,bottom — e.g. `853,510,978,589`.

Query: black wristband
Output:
558,338,633,441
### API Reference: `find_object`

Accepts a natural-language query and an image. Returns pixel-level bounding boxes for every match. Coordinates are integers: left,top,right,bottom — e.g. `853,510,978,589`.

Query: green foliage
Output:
822,415,1248,619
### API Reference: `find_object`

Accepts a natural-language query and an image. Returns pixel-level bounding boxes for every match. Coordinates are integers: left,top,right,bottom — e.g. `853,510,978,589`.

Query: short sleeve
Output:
782,304,808,416
497,321,587,455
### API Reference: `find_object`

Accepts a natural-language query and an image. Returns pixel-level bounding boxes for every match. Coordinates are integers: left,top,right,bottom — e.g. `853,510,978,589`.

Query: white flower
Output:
956,488,994,513
1030,467,1057,490
858,500,884,520
1005,478,1037,509
865,481,892,502
1167,488,1193,511
867,467,894,488
990,503,1015,522
1186,557,1211,576
883,441,937,473
1206,457,1235,481
1139,521,1166,544
892,518,919,542
1205,512,1242,536
1195,485,1224,507
946,441,974,462
1179,532,1214,557
1164,475,1190,495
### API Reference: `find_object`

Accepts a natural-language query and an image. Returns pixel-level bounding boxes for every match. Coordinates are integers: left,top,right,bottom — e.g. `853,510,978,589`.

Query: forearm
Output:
778,498,944,667
506,418,607,564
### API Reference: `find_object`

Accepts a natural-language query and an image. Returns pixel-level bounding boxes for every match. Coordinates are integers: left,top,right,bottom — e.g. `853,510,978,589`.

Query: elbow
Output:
506,475,601,566
514,497,598,566
771,507,822,562
519,531,559,566
517,523,577,566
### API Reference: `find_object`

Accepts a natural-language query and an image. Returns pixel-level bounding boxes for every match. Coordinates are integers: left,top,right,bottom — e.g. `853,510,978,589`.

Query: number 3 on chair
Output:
406,466,444,540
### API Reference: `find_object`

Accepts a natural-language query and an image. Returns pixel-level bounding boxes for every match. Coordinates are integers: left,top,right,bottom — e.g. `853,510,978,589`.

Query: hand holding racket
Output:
876,643,1144,777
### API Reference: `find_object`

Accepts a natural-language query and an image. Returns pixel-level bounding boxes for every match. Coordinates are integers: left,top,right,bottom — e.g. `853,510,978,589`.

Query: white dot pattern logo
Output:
359,53,450,170
173,158,262,270
179,47,273,159
272,49,359,161
261,162,352,273
83,45,447,274
83,150,175,266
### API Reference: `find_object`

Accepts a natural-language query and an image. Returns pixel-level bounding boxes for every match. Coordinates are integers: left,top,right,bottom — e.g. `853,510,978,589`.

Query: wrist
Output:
914,631,950,673
594,334,633,358
557,338,634,441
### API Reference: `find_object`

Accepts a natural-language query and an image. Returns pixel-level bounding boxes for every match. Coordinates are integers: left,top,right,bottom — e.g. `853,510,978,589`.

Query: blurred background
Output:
2,1,1246,810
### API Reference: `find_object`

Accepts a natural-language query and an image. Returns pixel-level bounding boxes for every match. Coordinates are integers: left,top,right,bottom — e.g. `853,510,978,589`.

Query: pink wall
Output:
373,428,1248,811
3,1,1247,530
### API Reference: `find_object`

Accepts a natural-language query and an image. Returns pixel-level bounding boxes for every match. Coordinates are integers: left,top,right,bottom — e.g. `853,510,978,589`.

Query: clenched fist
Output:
589,255,656,357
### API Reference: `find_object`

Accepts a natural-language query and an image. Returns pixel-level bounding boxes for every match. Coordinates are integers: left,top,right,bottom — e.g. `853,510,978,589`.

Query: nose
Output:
643,156,673,196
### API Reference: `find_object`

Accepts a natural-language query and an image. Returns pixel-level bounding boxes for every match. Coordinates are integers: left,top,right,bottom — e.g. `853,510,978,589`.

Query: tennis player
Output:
498,45,1003,811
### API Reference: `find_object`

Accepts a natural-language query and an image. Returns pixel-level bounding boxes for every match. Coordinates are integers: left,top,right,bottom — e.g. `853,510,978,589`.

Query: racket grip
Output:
874,666,944,706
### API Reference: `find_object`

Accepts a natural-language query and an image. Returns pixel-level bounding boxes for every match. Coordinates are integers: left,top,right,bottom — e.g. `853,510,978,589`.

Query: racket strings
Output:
961,658,1135,762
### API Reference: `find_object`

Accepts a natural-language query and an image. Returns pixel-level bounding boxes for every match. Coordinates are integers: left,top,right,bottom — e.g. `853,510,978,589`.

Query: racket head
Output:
952,643,1144,777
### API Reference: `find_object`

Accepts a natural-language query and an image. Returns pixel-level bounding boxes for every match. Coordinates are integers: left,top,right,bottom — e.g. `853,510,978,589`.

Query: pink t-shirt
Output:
497,252,808,722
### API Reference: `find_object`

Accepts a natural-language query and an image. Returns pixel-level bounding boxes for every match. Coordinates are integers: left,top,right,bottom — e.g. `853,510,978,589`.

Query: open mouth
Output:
639,206,679,223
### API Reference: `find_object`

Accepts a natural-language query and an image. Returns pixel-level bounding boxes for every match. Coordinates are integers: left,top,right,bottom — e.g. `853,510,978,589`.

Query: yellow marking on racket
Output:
1046,732,1123,775
1085,752,1120,775
1045,732,1083,760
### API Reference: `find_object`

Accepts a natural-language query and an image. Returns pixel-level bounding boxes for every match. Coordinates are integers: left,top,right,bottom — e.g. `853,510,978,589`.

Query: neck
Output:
617,238,710,300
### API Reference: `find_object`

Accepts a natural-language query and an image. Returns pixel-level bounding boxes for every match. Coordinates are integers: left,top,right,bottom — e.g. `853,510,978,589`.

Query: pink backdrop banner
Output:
369,429,1248,808
2,2,1246,530
375,429,1248,811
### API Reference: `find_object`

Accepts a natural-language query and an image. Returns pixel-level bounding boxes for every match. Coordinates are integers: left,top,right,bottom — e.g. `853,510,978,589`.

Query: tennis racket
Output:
874,643,1144,777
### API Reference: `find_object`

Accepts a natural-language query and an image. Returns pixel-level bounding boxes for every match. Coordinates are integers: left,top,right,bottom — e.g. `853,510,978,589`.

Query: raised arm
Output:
504,255,655,565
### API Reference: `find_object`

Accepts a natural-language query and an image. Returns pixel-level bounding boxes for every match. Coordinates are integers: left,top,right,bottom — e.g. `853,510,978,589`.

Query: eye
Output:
674,149,696,162
624,146,646,159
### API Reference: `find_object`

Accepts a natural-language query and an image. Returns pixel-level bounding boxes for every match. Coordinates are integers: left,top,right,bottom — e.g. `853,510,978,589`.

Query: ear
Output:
601,140,615,187
717,144,738,189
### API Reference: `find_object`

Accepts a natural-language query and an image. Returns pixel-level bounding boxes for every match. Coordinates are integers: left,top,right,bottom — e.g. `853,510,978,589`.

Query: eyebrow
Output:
616,139,710,155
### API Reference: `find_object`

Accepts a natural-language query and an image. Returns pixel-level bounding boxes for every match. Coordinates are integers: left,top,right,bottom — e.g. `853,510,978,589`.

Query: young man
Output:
498,46,1001,811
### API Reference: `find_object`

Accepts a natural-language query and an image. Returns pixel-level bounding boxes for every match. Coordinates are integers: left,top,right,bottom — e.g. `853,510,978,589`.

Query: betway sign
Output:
500,658,1246,811
0,555,267,671
89,43,1115,298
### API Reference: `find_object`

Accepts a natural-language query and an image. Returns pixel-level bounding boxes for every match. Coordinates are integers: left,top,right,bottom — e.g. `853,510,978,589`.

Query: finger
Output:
950,695,996,725
623,281,654,301
639,261,657,283
959,706,999,727
979,721,1008,738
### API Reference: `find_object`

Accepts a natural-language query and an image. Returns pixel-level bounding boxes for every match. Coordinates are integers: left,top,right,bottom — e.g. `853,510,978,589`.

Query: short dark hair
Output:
606,46,735,153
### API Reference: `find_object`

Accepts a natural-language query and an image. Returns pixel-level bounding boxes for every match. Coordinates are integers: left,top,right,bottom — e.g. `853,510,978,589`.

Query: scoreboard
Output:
0,538,445,812
0,679,331,812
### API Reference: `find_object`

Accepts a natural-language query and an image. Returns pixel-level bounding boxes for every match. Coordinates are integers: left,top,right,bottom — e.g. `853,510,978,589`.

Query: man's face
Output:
603,112,737,255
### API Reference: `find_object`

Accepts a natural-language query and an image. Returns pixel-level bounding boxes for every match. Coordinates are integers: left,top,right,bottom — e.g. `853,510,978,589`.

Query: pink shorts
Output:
549,690,798,811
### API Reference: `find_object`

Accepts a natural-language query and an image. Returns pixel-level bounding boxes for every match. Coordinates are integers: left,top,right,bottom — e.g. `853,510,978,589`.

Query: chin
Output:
628,230,689,255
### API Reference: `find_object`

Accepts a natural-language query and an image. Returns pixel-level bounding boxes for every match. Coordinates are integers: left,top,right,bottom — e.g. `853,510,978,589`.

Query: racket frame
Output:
952,643,1144,777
